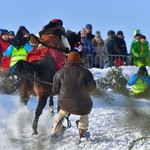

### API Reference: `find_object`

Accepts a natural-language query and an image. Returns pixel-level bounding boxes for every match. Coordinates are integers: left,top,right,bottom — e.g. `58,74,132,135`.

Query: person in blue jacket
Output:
128,66,150,94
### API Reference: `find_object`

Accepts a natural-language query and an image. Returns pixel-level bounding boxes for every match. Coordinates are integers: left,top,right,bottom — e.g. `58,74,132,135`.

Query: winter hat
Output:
95,31,101,38
1,29,9,36
80,28,86,34
44,19,63,29
107,30,115,36
137,66,148,76
14,33,26,48
17,26,30,35
85,24,92,29
134,29,142,36
140,35,146,39
9,31,15,36
117,31,123,36
40,19,65,37
67,52,80,63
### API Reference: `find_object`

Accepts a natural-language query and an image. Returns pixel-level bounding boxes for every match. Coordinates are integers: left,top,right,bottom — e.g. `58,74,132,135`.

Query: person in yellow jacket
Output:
3,33,33,73
128,66,150,94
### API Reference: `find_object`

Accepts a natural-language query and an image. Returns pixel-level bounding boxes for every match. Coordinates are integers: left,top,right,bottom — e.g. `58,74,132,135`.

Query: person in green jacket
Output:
140,35,150,66
130,29,143,66
128,66,150,94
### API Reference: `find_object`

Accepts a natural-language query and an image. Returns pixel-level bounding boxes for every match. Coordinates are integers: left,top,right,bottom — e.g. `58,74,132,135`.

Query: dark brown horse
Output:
13,28,68,135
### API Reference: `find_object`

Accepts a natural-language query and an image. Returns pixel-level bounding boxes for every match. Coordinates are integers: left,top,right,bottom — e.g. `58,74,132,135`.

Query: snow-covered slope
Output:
1,66,150,150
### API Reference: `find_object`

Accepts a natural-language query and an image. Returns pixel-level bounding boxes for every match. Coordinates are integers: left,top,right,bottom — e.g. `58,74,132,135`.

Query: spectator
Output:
16,26,30,42
128,66,150,95
85,24,95,41
92,31,108,68
130,29,143,66
115,31,128,65
0,29,4,37
140,35,150,66
80,28,96,68
104,30,120,67
0,29,11,72
51,51,96,141
8,31,15,44
3,32,33,72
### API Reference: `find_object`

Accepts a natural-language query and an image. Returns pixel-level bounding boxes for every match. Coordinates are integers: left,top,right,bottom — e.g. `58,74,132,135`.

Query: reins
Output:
33,73,53,86
40,42,69,53
29,33,69,54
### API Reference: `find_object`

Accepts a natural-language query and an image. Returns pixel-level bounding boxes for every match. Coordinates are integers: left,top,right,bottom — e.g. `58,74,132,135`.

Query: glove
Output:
64,48,70,54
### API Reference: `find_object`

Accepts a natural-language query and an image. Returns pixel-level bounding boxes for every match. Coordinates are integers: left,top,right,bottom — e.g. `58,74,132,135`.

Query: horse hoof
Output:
32,131,38,135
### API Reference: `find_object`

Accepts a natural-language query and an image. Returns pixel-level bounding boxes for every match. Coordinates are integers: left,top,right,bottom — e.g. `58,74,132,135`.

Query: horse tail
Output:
13,60,36,76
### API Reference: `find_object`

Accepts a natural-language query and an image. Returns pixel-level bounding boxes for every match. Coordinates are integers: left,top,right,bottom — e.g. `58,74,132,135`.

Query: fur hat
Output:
44,19,63,29
40,19,65,37
67,52,80,63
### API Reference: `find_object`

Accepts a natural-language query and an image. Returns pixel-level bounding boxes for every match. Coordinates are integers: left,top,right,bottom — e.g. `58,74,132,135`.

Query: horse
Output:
13,27,69,135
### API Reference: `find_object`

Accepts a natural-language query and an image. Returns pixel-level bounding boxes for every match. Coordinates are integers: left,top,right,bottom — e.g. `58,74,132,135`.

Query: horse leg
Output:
20,96,29,106
19,80,32,106
32,95,48,135
49,96,54,113
19,88,30,106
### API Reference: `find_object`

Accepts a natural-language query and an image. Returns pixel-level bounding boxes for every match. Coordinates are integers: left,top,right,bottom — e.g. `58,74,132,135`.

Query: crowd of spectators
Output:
1,23,150,70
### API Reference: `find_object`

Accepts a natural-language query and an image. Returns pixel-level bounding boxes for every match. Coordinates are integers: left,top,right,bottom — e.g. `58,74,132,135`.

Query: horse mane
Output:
29,33,69,53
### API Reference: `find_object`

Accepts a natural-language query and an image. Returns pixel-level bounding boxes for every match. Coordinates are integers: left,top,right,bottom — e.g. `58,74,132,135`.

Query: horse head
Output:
29,24,70,54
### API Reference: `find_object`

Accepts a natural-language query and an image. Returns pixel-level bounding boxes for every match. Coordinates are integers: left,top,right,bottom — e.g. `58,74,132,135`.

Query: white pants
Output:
51,109,89,136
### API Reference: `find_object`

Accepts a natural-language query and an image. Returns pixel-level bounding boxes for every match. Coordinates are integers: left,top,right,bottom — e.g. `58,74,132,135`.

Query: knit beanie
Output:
1,29,9,36
67,52,80,63
80,28,86,34
95,31,101,38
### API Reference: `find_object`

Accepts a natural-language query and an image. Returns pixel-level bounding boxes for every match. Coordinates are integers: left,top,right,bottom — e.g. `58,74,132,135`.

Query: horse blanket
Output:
26,48,65,69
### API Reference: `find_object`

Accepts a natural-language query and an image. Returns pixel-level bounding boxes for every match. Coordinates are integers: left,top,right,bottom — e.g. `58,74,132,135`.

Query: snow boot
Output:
79,129,90,142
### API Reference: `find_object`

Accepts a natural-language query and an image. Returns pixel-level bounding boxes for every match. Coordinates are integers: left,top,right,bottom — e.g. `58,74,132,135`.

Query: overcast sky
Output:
1,0,150,51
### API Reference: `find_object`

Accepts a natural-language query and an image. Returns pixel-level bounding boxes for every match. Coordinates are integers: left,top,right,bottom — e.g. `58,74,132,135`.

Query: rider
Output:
41,19,71,51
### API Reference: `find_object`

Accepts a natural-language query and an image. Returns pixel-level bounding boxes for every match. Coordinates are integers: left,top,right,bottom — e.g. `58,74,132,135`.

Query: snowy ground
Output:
1,66,150,150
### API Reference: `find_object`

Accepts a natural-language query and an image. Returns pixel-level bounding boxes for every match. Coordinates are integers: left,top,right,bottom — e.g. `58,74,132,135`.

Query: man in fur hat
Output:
51,51,96,141
41,19,71,51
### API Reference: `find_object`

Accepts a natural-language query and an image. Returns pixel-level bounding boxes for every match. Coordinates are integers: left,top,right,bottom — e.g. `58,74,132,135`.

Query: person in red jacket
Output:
0,30,11,72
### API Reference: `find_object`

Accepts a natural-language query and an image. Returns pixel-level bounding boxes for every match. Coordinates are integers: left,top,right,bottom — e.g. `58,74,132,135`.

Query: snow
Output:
1,66,150,150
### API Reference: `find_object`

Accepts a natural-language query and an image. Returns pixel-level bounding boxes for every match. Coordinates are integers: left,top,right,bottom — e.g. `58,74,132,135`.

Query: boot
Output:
79,129,90,141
